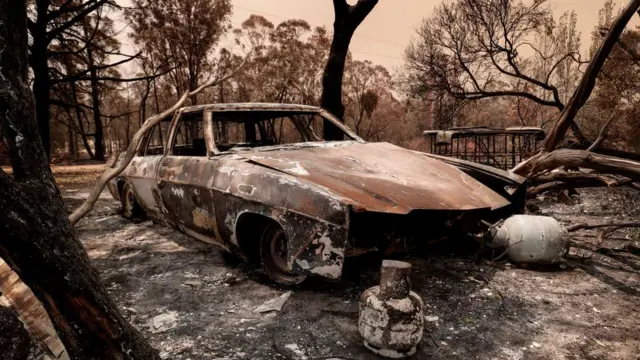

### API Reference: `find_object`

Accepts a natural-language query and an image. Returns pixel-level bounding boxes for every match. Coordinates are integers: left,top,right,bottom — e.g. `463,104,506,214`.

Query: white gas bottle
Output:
491,215,567,264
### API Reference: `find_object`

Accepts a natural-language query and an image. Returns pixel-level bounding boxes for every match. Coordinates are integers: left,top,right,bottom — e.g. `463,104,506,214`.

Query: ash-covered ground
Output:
38,166,640,359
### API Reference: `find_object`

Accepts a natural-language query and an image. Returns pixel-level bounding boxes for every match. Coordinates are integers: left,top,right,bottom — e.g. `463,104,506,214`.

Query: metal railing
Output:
423,126,546,170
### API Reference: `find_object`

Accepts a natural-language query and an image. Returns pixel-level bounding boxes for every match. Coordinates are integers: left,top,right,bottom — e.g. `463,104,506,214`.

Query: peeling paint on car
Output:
114,103,525,282
171,187,185,198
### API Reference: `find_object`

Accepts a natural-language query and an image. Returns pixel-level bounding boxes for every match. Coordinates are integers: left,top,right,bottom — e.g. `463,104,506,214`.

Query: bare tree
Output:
69,54,251,225
321,0,378,140
29,0,119,159
540,0,640,153
513,0,640,179
404,0,588,142
0,1,160,357
126,0,233,105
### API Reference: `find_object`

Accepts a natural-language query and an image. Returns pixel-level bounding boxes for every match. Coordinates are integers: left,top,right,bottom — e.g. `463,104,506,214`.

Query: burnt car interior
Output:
140,109,349,157
212,111,333,152
172,112,208,157
144,117,172,156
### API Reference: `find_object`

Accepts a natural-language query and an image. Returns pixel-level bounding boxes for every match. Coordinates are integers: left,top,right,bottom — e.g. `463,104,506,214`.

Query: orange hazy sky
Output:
116,0,638,74
223,0,637,70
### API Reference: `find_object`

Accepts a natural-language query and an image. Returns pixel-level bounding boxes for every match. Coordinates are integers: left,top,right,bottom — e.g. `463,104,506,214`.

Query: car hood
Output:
238,142,511,214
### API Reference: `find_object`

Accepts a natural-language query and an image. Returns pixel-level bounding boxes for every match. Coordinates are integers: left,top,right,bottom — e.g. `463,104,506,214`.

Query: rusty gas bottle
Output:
359,260,424,358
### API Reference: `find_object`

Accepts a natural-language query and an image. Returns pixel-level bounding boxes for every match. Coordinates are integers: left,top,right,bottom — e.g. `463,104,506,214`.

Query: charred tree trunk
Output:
0,302,32,360
321,0,378,140
84,21,106,162
0,1,160,358
89,69,105,161
139,81,151,128
31,0,51,160
70,80,96,160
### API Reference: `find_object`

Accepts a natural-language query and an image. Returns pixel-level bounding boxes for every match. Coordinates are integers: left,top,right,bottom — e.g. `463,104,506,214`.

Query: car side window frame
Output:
165,109,212,157
204,109,218,156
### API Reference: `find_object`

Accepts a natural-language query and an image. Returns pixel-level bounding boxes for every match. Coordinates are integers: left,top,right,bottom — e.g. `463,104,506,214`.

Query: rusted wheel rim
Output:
123,184,135,218
261,224,306,285
269,228,289,274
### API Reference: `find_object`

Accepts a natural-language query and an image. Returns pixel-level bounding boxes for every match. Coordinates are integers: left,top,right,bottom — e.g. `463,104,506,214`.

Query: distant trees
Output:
343,60,394,140
228,16,330,104
28,0,134,159
126,0,233,105
404,0,587,142
49,8,133,161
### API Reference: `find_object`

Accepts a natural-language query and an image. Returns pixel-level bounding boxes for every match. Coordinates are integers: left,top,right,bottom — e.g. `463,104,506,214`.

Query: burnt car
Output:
108,103,527,284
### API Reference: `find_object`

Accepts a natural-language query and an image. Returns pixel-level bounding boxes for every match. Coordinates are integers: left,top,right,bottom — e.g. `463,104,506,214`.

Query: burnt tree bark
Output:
0,298,32,360
31,0,52,159
0,1,160,359
321,0,378,140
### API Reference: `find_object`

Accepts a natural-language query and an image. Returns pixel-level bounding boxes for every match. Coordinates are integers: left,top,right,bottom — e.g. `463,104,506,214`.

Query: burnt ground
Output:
37,165,640,359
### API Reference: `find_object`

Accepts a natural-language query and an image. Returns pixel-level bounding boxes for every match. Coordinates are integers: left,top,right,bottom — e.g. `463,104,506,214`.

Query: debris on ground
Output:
255,291,293,313
150,312,178,333
52,180,640,360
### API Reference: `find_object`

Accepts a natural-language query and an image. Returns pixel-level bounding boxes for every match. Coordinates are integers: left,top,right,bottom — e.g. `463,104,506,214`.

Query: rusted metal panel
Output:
112,103,525,282
241,142,511,213
122,155,164,216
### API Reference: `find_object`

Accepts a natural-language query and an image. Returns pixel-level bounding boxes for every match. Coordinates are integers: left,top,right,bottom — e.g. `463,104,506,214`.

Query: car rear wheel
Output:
259,222,306,285
121,182,144,220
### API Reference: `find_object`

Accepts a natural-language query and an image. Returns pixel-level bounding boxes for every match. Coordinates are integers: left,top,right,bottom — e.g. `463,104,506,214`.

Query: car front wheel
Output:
259,222,306,285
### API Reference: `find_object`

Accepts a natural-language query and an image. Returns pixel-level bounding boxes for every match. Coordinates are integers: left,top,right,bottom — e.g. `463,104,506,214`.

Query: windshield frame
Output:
207,108,364,155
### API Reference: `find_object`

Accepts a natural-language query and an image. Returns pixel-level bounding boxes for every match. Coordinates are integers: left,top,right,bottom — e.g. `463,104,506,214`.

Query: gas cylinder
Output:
491,215,568,264
359,260,424,358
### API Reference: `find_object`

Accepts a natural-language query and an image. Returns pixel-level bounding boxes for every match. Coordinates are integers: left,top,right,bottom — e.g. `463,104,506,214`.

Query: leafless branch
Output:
68,52,252,225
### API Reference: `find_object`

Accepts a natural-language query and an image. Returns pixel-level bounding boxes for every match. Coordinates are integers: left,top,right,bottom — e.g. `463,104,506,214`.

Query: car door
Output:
156,109,224,246
124,119,171,219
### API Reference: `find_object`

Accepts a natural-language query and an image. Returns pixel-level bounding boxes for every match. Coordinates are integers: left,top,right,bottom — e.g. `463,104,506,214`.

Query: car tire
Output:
121,182,144,221
259,222,306,286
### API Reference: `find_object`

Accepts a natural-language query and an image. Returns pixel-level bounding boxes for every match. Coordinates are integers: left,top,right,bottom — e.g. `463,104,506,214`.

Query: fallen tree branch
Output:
68,54,251,226
513,149,640,182
528,181,574,197
587,111,618,151
527,172,633,197
533,172,621,186
567,221,640,232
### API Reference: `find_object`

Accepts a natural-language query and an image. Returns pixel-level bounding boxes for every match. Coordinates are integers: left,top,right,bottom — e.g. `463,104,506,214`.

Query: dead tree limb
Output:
533,172,621,186
528,173,617,197
542,0,640,152
515,149,640,182
68,54,251,226
568,221,640,232
587,110,619,151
